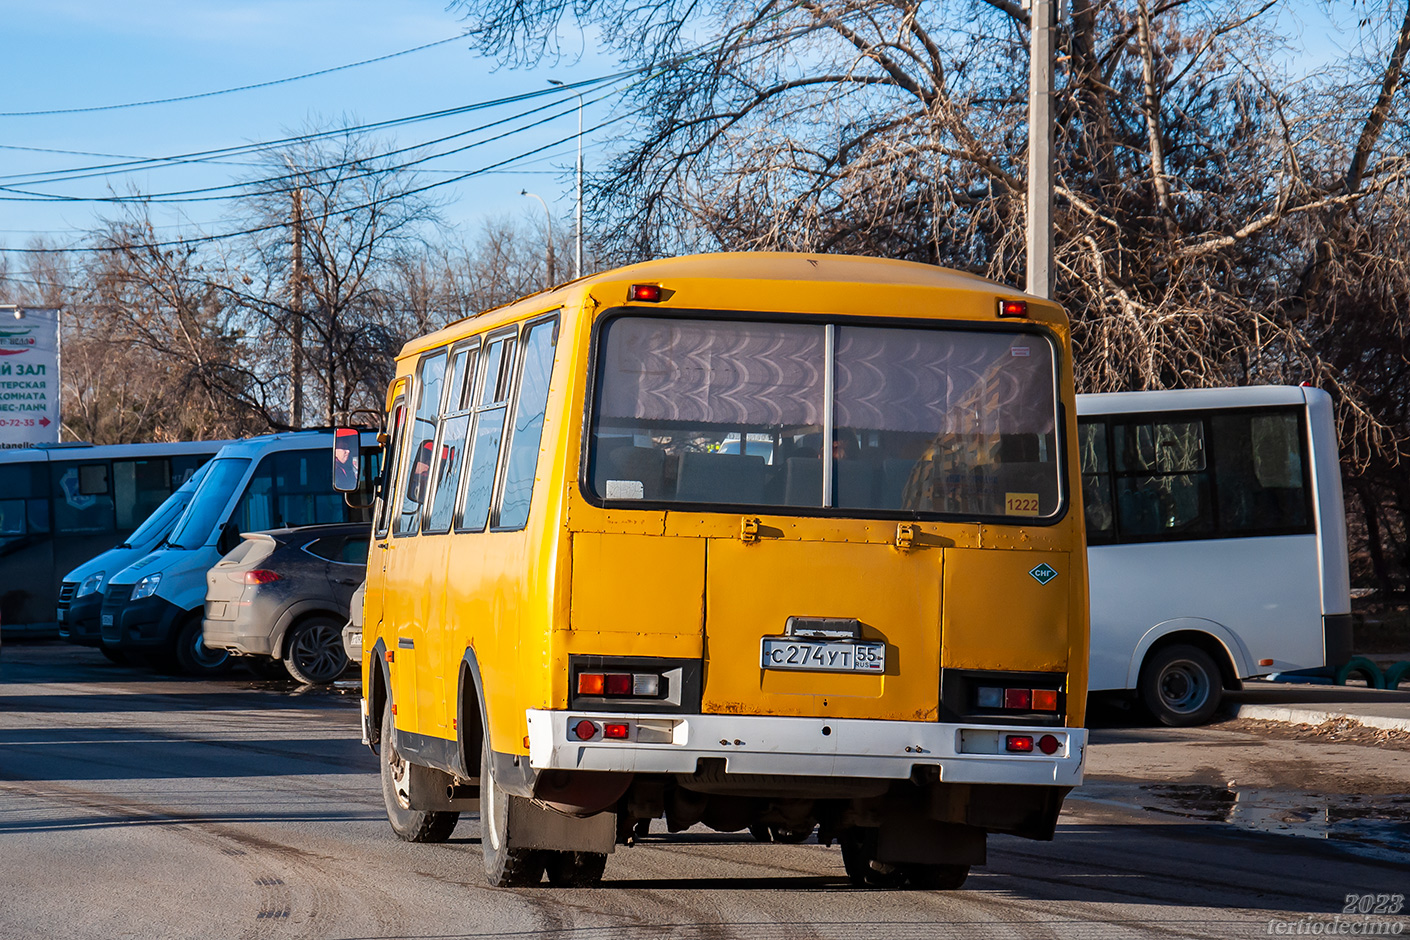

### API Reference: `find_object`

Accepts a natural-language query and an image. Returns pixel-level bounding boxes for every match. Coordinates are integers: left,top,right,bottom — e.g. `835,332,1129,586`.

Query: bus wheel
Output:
282,616,349,685
840,831,969,890
379,702,459,843
479,735,546,886
1140,644,1221,727
174,617,233,676
544,851,607,887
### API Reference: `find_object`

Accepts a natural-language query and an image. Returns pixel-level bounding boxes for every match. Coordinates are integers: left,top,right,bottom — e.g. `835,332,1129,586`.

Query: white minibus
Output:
1078,385,1351,725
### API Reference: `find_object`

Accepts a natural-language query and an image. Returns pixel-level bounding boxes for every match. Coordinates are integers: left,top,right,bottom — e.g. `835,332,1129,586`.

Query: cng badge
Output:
1029,563,1058,585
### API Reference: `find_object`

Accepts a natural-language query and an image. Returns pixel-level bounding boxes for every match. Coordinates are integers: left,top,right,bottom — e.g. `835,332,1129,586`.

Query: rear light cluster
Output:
573,719,631,741
576,672,660,698
1006,733,1061,755
243,570,281,585
977,686,1058,712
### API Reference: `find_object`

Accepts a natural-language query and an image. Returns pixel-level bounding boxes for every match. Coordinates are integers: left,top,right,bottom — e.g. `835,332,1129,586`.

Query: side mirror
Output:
217,520,242,556
333,428,361,493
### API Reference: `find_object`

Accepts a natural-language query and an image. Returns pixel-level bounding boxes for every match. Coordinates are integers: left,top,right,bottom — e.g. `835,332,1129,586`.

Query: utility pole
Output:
1026,0,1055,299
289,184,305,429
521,190,556,289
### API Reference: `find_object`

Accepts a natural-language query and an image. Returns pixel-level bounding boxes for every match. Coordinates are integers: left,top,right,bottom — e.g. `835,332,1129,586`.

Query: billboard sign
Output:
0,307,60,449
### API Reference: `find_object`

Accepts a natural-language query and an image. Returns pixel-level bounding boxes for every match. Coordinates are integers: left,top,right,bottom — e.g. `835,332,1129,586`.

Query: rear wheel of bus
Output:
379,703,459,843
1140,643,1222,727
478,735,549,886
840,831,969,890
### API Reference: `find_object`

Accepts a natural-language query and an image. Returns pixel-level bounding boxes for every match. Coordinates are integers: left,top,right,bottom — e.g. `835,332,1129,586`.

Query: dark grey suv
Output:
203,523,368,684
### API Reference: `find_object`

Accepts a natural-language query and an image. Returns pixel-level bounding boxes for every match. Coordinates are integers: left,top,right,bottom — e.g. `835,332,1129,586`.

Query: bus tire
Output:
840,831,965,889
479,735,546,887
1140,644,1221,727
281,615,349,685
380,702,459,843
544,851,607,887
174,616,233,677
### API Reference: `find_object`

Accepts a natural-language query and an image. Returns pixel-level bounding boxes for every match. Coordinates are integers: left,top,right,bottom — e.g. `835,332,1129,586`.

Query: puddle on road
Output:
1140,784,1410,860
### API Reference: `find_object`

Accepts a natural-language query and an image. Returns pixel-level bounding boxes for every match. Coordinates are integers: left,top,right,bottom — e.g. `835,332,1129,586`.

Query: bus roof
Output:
1076,385,1315,415
399,252,1030,361
0,439,229,464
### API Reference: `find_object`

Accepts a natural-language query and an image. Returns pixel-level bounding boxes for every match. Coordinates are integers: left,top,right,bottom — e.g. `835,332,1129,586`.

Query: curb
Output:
1229,703,1410,734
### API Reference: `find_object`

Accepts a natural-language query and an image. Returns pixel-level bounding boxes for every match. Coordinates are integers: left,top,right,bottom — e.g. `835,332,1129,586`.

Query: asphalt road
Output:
2,641,1407,940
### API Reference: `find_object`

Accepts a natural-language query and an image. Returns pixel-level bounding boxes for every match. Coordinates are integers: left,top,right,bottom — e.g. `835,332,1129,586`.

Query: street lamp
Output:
521,190,556,289
548,79,583,280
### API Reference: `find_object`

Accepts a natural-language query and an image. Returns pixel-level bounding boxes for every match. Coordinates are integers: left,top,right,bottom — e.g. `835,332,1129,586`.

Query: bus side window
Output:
374,401,407,539
457,333,516,532
1112,419,1213,539
1077,420,1113,542
0,462,49,539
113,458,172,529
424,343,479,535
496,317,558,530
1210,410,1311,534
395,351,448,537
51,461,116,534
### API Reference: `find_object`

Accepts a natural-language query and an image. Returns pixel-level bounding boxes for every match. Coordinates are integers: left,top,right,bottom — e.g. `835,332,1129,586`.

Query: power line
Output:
0,35,471,117
0,83,632,206
1,108,644,256
0,71,638,188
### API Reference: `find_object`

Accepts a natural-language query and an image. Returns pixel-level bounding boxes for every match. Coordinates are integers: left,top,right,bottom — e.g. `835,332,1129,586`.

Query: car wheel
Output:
282,616,349,685
380,702,459,842
174,617,232,676
98,644,130,666
480,733,546,886
1140,643,1222,727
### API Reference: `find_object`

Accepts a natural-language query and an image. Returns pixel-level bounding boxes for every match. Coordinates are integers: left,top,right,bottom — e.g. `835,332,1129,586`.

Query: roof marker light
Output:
628,283,663,302
998,299,1029,318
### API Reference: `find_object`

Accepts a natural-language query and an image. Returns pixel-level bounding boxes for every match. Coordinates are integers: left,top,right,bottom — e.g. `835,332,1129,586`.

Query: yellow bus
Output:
341,252,1089,890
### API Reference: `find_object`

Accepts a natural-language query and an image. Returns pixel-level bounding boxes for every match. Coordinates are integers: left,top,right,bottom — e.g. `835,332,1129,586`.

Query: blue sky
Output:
0,0,1357,254
0,0,620,249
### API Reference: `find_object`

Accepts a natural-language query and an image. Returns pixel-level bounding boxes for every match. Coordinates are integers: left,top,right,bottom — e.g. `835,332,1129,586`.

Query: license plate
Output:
101,614,113,626
760,638,886,673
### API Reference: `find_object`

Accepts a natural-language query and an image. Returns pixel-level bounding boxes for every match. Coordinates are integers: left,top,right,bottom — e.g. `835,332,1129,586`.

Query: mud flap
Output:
877,818,987,867
405,760,480,813
505,797,617,854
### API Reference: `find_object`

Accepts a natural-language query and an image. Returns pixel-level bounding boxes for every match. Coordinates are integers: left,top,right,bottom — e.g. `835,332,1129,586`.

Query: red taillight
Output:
605,673,633,696
573,720,597,740
577,673,605,695
603,723,630,740
1031,689,1058,711
1038,734,1060,755
1003,688,1032,710
1005,734,1034,753
244,569,281,585
628,283,663,302
998,299,1029,318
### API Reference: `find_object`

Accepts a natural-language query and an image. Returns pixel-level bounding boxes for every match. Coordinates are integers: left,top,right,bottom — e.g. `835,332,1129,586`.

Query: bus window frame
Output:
1080,403,1316,545
453,325,520,535
393,350,449,539
489,311,561,533
374,397,409,540
421,337,482,536
579,305,1071,527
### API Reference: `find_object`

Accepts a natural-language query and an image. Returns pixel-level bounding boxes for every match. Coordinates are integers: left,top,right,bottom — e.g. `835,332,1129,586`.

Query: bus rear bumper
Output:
525,710,1086,788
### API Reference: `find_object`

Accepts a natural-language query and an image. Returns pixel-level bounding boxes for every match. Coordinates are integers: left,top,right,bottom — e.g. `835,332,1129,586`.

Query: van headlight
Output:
130,573,162,601
77,571,106,597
